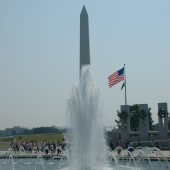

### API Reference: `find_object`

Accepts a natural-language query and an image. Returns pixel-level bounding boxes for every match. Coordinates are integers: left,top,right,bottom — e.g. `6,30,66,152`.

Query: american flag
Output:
108,67,125,88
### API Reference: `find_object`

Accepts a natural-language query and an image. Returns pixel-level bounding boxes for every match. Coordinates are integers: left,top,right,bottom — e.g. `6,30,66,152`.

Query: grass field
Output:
0,133,64,151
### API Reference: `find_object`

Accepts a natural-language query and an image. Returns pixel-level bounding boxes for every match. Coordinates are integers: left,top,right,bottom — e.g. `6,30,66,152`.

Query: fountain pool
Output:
0,156,169,170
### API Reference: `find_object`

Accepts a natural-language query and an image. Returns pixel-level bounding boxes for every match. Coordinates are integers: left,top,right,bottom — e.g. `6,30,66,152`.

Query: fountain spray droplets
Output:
68,66,105,170
9,154,15,170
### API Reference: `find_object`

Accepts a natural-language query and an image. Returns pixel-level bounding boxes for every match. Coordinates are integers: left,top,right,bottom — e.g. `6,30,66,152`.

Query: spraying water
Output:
67,66,106,170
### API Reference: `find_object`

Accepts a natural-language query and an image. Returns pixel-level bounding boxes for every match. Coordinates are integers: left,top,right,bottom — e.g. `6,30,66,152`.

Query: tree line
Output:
23,126,68,135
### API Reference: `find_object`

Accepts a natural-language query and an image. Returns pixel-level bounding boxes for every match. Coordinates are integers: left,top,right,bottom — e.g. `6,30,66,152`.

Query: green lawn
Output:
15,133,64,142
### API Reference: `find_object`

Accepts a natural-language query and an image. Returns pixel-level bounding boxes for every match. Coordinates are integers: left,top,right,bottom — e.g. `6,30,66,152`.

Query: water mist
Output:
67,66,106,170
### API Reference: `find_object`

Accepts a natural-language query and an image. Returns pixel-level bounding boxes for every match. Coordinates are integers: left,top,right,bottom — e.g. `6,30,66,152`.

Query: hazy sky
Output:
0,0,169,130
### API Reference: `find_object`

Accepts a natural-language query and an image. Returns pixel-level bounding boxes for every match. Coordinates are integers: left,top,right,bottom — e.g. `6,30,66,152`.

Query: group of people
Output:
9,138,68,155
110,141,135,156
112,140,162,156
42,140,67,155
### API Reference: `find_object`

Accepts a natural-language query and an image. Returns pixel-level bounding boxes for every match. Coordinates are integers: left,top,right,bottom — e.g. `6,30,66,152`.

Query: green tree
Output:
115,110,121,129
115,104,154,131
129,104,140,131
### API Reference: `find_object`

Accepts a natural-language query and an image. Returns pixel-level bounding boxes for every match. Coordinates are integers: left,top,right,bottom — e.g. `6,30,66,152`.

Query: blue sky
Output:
0,0,169,129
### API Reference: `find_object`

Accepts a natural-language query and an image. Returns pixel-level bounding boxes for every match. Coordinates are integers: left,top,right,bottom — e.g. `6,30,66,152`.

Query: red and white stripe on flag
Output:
108,67,125,88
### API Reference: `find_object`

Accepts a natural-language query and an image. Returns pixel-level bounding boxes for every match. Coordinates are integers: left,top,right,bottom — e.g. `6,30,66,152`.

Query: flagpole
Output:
124,64,127,105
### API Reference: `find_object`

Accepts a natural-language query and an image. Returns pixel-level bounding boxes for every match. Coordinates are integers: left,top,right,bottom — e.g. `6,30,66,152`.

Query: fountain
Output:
67,65,106,170
35,154,45,170
9,154,15,170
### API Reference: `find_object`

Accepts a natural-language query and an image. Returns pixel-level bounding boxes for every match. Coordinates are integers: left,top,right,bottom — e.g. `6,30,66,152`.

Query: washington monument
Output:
80,6,90,75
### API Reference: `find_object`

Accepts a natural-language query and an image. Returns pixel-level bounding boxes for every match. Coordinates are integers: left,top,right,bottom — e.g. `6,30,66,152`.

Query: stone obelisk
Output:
80,6,90,76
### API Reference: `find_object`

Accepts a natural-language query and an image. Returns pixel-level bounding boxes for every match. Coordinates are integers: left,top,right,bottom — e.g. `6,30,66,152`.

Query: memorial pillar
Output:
139,104,149,141
120,105,130,147
158,103,168,140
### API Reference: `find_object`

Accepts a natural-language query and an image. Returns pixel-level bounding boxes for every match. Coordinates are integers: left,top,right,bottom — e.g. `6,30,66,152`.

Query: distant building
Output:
0,130,3,137
3,126,27,136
